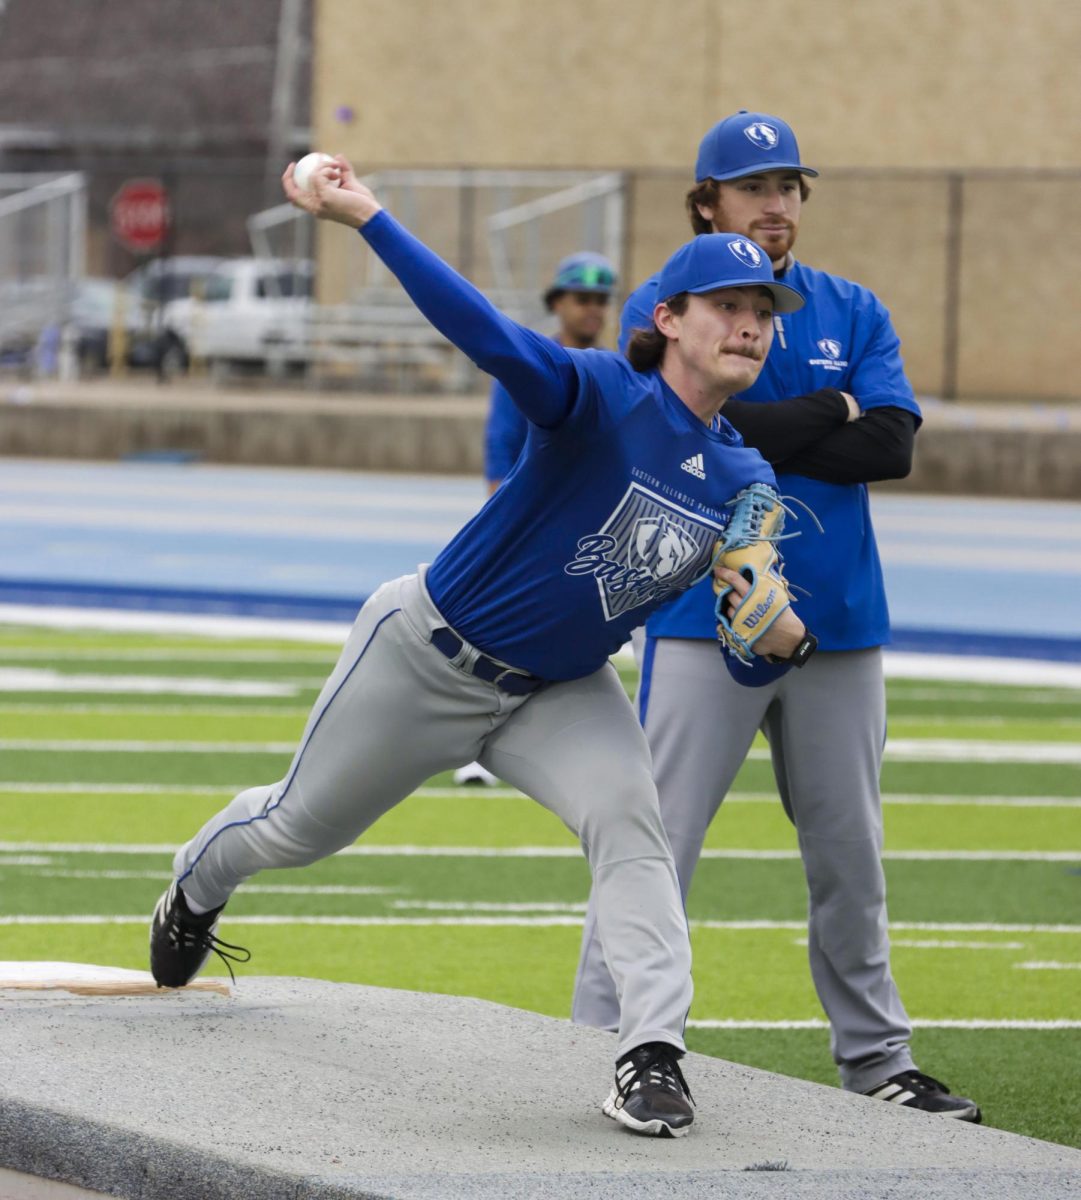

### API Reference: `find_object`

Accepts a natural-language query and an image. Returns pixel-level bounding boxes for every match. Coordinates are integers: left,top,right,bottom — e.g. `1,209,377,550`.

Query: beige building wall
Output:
312,0,1081,399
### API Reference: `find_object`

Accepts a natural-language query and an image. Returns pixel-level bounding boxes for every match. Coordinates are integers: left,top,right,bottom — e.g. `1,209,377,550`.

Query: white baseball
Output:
293,152,340,192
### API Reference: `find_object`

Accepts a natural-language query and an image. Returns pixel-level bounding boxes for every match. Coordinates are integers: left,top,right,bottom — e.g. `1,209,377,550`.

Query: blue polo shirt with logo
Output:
621,260,921,650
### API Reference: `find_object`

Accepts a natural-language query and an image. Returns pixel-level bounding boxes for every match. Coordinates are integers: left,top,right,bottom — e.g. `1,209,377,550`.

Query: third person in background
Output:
572,109,981,1122
484,251,617,493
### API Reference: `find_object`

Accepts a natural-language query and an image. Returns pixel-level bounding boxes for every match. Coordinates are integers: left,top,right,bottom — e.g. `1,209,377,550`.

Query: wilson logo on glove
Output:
742,590,777,629
710,483,818,664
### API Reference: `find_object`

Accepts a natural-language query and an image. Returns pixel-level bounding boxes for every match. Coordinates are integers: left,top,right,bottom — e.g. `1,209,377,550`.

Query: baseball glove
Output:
711,483,795,664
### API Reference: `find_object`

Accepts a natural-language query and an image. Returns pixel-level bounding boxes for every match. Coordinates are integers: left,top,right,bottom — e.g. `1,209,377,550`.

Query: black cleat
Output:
863,1069,982,1122
602,1042,695,1137
149,880,250,988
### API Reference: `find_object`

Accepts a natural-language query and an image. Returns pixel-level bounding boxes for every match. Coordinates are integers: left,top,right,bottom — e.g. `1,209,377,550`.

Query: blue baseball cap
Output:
544,251,617,305
695,109,818,183
656,233,804,313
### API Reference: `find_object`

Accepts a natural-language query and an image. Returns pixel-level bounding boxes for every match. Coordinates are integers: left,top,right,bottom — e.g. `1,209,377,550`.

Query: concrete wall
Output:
314,0,1081,172
308,0,1081,402
3,385,1079,499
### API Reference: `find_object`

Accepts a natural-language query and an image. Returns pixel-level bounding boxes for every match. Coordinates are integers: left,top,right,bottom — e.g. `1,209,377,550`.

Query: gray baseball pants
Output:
174,570,692,1059
571,636,915,1092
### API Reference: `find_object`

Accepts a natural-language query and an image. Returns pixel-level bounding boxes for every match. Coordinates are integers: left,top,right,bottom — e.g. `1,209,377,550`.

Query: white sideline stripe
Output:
882,654,1081,689
5,737,1081,764
2,783,1078,809
4,603,1081,686
1014,961,1081,970
0,604,351,644
0,670,298,697
1,914,1079,934
0,840,1077,862
687,1019,1081,1031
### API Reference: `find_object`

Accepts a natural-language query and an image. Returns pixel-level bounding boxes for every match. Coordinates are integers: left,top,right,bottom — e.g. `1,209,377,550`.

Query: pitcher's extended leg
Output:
485,661,692,1058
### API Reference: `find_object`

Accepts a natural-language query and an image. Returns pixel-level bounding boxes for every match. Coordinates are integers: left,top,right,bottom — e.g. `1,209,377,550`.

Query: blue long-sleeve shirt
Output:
621,262,921,651
359,210,780,681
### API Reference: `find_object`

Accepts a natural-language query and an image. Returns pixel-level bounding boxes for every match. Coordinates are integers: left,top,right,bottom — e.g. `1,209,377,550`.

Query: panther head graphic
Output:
630,515,699,580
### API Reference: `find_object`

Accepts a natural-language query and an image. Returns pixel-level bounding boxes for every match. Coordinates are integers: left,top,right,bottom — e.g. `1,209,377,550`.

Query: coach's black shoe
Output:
149,880,250,988
602,1042,695,1137
863,1069,982,1122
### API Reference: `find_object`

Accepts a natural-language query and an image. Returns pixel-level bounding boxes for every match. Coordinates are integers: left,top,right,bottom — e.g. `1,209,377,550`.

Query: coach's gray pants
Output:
572,636,914,1092
174,571,692,1060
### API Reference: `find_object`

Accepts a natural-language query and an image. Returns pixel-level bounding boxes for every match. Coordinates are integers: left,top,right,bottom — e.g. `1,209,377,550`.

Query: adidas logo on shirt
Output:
680,453,706,480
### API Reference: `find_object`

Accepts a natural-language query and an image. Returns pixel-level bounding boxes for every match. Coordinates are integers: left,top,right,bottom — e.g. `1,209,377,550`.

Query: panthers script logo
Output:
563,483,724,620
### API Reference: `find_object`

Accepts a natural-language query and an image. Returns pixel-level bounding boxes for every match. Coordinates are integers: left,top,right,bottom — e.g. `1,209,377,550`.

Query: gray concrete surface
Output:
1,378,1079,498
1,977,1078,1200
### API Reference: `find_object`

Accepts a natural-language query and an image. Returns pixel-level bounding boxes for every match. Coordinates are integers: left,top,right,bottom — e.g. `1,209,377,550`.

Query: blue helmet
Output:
695,110,818,183
544,252,617,307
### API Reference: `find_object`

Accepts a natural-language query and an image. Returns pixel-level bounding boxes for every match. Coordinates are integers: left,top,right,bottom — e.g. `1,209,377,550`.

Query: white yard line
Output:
0,739,299,753
0,705,312,716
0,783,246,794
3,783,1077,808
23,870,395,896
0,840,1077,862
0,670,300,697
1013,961,1081,970
1,915,1078,934
4,737,1081,763
0,648,336,662
687,1019,1081,1030
793,937,1027,951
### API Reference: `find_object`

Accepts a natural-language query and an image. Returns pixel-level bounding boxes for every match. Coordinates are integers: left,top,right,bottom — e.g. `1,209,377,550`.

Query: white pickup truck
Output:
159,258,314,377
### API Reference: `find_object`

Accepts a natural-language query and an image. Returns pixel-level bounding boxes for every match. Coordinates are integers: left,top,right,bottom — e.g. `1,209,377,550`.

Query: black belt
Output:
430,627,544,696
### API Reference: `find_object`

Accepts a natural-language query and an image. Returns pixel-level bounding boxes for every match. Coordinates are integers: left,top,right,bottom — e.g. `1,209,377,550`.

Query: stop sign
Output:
110,178,170,254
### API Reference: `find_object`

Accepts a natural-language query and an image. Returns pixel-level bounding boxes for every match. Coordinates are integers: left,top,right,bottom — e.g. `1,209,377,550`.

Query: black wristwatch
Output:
766,631,818,668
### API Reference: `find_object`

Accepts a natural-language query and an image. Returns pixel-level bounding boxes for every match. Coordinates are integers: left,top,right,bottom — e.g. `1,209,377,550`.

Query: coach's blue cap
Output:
695,109,819,183
544,251,617,305
656,234,804,313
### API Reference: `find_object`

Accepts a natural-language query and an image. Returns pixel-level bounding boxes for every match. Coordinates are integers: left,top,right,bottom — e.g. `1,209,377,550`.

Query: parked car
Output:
159,257,314,377
124,256,225,378
124,256,225,307
67,277,162,374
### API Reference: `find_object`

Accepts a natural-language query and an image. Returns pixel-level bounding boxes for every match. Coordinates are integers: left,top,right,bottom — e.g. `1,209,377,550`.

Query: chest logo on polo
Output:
809,337,849,371
563,482,724,620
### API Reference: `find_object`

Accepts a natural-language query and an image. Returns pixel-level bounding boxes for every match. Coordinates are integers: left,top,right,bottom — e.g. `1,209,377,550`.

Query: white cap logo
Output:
744,122,780,150
817,338,842,360
728,239,762,269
